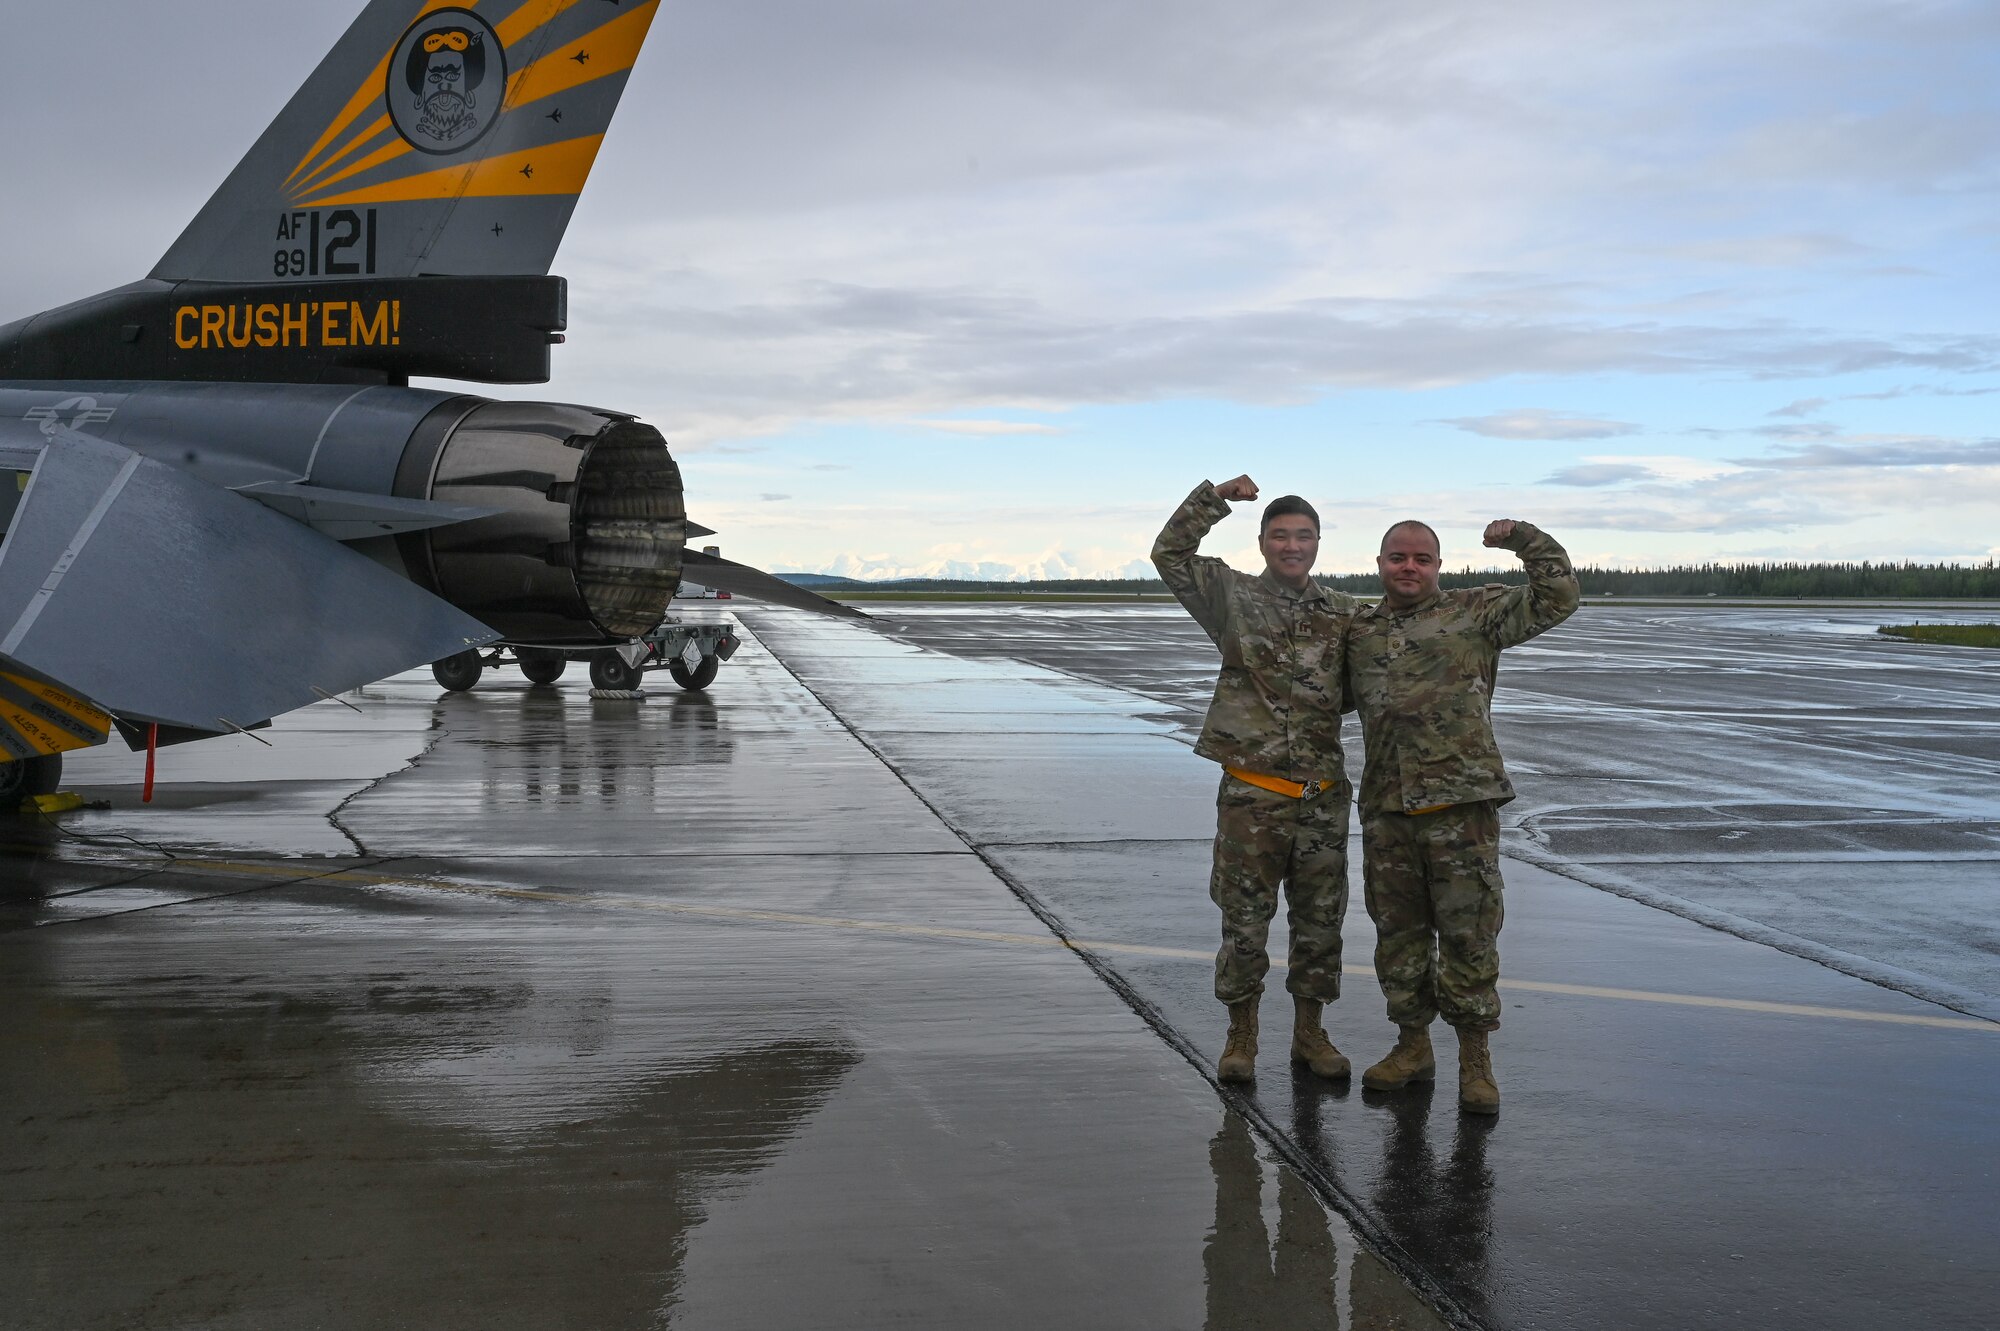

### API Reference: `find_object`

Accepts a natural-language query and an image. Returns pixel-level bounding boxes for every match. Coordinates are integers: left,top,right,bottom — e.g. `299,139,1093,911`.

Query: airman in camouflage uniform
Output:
1153,476,1359,1085
1346,518,1578,1113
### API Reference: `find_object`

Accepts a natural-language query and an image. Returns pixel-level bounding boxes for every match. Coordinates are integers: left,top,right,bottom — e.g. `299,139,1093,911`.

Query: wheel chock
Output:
27,792,87,815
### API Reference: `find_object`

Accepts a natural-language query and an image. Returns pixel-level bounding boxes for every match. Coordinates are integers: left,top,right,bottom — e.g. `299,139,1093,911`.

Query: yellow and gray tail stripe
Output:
0,671,112,760
285,0,658,210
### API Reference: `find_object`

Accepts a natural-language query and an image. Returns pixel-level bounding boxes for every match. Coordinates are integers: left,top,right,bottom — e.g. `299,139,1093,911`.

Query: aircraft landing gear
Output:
432,650,484,692
1,754,63,808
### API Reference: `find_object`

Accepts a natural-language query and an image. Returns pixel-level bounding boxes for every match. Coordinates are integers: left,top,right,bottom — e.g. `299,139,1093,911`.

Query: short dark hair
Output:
1379,520,1439,554
1260,495,1320,535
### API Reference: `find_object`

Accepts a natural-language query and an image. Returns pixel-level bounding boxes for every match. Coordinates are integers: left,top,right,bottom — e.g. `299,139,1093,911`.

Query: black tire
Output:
517,648,567,685
589,653,642,691
432,650,484,692
667,654,720,691
0,754,63,807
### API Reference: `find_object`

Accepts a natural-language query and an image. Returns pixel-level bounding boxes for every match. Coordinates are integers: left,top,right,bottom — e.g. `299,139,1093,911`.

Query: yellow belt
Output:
1225,766,1332,799
1405,802,1454,816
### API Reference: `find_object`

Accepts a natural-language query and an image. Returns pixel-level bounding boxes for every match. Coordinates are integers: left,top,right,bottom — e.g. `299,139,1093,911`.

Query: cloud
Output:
1544,463,1655,486
10,0,2000,576
571,277,2000,445
1753,421,1844,440
1525,438,2000,534
758,493,793,501
671,440,767,455
1766,385,2000,420
1848,384,2000,401
1717,106,2000,191
779,549,1157,582
1730,437,2000,469
1443,409,1641,440
1665,233,1873,267
904,418,1066,436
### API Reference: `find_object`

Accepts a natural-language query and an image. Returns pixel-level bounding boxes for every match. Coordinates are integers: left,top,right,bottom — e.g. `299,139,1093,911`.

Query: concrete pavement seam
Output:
324,711,460,857
1505,843,2000,1025
744,613,1490,1331
14,858,395,928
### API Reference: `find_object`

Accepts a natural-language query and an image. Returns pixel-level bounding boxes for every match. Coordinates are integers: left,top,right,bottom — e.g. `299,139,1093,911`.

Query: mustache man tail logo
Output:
385,10,507,156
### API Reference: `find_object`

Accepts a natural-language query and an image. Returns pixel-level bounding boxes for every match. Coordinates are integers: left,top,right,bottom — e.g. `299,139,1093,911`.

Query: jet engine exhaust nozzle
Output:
410,401,685,644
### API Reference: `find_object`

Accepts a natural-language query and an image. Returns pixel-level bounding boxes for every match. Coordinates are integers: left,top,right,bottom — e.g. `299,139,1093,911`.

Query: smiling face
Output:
1259,513,1320,589
1377,521,1441,608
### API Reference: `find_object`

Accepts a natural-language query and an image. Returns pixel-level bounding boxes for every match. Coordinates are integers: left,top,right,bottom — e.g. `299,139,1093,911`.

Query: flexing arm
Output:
1151,478,1252,642
1475,519,1581,649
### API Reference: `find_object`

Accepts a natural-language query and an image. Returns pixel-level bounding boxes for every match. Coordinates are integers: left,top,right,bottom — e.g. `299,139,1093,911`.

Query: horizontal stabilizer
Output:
679,550,868,620
0,669,112,762
0,275,570,386
0,430,499,732
235,481,498,541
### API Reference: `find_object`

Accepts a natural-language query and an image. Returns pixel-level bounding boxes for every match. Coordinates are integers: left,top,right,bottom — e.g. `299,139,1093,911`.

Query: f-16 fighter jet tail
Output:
0,0,859,803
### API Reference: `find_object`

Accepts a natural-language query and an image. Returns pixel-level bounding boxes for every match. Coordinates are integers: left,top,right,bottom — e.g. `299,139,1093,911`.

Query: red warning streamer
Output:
143,723,157,804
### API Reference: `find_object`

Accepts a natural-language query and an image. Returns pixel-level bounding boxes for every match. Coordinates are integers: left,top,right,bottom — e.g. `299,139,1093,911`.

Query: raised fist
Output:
1215,475,1259,502
1482,519,1517,548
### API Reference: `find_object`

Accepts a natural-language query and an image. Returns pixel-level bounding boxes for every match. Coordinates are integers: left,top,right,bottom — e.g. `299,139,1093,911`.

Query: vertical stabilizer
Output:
153,0,660,283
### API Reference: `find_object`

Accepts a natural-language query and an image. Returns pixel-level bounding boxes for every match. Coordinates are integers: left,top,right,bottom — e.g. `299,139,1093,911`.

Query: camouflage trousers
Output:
1209,772,1351,1006
1361,800,1505,1032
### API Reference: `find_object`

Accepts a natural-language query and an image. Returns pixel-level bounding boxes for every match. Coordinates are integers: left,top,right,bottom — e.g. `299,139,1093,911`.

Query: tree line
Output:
1319,559,2000,598
819,561,2000,598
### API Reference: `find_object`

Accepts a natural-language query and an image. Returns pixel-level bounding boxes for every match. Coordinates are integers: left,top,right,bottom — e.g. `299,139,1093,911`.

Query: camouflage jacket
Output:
1346,522,1579,813
1152,481,1358,781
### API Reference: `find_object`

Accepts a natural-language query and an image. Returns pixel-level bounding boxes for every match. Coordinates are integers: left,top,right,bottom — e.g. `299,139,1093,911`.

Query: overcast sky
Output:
4,0,1997,577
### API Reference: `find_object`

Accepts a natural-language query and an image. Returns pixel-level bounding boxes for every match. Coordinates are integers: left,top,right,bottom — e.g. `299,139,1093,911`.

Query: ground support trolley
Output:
430,619,741,693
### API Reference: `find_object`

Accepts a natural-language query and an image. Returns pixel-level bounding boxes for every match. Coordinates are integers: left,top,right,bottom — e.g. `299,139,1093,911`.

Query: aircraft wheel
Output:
0,754,63,807
589,653,642,692
432,650,484,692
667,655,720,691
518,649,567,685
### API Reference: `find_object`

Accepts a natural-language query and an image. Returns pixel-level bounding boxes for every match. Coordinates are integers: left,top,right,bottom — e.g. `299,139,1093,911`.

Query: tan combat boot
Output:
1361,1025,1435,1090
1457,1029,1500,1114
1290,997,1351,1079
1217,999,1258,1083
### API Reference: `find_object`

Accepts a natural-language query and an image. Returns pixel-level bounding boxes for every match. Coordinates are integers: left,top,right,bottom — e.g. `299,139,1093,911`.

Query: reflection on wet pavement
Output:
1207,1112,1447,1331
3,954,855,1329
10,601,1996,1330
1357,1088,1494,1308
865,602,2000,1014
749,604,2000,1331
1,618,1424,1330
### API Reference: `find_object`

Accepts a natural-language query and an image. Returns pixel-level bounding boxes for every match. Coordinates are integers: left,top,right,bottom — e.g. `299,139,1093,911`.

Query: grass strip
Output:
1878,623,2000,648
831,591,1179,603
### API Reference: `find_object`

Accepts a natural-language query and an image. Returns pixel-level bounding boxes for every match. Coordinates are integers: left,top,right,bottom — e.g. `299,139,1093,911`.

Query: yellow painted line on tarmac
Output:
84,855,2000,1035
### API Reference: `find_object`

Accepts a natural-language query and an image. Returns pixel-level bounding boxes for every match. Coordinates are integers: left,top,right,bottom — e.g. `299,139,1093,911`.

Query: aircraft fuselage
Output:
0,381,688,650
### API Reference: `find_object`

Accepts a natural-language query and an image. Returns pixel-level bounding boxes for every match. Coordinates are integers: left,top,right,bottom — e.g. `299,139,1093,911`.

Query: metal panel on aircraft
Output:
0,430,497,733
679,550,869,619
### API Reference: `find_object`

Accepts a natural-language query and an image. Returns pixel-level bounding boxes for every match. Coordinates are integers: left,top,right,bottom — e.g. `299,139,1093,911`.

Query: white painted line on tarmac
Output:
319,867,2000,1036
67,854,1996,1035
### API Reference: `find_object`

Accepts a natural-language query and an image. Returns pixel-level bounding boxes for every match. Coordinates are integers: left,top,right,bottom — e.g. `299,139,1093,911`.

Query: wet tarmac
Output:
0,617,1440,1331
752,602,2000,1331
861,601,2000,1017
3,602,1995,1329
